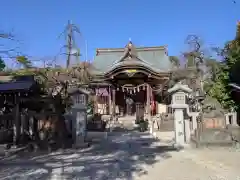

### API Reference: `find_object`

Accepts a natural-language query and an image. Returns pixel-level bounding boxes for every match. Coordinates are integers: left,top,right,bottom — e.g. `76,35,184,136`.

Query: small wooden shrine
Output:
0,75,42,146
0,73,74,150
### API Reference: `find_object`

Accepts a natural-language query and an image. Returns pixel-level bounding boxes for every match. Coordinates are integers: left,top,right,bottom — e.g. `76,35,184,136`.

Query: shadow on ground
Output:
0,127,179,180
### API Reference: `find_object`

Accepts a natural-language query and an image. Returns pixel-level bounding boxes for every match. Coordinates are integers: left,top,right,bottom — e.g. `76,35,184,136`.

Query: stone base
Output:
4,146,26,156
191,128,235,148
85,131,108,142
226,125,240,142
173,143,191,150
72,142,90,149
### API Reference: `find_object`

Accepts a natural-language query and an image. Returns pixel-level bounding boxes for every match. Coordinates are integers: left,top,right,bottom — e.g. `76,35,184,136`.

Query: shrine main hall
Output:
90,41,172,120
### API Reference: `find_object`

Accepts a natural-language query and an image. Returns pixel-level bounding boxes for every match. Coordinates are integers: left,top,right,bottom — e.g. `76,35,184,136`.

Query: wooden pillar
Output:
29,116,34,137
147,84,154,133
108,86,112,115
112,88,116,118
146,84,151,121
13,97,20,147
20,114,24,135
94,89,98,114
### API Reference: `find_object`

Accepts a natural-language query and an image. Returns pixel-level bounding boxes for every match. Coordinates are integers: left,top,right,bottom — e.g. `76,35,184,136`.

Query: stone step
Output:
0,145,27,157
152,131,175,143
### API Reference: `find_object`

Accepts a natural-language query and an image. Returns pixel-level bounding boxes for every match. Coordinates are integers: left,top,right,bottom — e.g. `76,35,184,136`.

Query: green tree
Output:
203,58,221,92
16,56,32,68
209,23,240,110
0,57,6,71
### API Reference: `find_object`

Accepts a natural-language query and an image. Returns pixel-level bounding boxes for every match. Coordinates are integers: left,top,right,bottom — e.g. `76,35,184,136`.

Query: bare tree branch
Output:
0,30,28,69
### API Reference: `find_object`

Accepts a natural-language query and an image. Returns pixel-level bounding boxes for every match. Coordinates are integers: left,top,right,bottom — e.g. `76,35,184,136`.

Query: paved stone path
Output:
0,121,240,180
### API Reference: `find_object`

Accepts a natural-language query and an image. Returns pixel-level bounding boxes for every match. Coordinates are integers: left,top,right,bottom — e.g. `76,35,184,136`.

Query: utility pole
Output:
66,20,73,68
58,20,82,68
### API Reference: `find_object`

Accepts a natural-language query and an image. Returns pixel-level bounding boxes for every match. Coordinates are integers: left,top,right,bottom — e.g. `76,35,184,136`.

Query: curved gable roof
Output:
92,41,172,75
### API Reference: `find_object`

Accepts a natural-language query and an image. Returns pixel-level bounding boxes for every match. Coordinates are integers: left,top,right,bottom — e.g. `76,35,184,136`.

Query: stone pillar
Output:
225,112,238,126
174,109,185,146
225,113,230,125
189,112,198,134
232,112,238,126
72,108,87,148
71,112,76,144
184,119,191,143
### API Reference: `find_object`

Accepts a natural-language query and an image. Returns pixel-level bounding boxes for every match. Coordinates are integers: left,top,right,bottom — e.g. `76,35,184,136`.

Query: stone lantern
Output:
68,87,91,148
168,82,192,147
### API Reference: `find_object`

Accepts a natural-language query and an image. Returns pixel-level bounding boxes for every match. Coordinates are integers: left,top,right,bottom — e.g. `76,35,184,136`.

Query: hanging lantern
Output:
133,88,136,94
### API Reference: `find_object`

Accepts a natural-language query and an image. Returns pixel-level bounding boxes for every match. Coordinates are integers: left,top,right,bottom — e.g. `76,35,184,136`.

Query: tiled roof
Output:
0,81,34,92
92,41,172,75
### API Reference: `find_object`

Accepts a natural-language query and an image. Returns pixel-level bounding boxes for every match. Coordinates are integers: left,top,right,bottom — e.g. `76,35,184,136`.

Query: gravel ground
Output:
138,149,240,180
0,123,240,180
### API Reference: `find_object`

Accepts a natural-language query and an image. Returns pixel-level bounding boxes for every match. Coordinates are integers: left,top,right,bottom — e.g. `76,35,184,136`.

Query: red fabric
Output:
150,87,156,115
151,101,156,115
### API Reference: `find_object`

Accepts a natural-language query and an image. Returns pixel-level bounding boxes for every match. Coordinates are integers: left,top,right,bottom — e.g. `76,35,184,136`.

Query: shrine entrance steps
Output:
117,115,175,132
151,113,175,132
118,116,136,125
111,116,175,145
159,118,175,132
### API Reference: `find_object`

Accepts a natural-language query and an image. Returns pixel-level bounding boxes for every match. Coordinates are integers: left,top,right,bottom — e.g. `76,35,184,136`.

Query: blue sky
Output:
0,0,239,67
